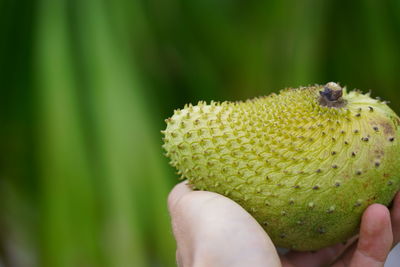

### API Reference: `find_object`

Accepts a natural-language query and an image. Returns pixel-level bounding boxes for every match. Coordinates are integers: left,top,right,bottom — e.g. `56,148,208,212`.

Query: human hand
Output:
168,181,400,267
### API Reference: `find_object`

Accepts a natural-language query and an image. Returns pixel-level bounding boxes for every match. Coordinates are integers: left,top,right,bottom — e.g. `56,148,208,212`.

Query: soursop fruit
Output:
162,82,400,251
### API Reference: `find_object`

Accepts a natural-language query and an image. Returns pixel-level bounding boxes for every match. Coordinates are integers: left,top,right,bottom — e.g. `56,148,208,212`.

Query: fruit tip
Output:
319,82,347,108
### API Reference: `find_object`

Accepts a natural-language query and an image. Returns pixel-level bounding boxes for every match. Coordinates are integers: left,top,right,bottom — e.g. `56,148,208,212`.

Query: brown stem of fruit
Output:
319,82,347,108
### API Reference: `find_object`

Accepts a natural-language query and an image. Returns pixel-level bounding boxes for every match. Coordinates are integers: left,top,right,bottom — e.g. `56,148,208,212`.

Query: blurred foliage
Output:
0,0,399,266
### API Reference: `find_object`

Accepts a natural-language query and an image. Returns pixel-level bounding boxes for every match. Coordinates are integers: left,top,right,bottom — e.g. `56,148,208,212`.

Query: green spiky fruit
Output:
162,82,400,251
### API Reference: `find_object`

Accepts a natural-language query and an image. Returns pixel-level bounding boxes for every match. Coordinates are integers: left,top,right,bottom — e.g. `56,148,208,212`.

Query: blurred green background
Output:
1,0,400,266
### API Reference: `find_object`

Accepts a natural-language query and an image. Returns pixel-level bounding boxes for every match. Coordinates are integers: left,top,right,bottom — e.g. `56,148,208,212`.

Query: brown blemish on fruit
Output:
395,117,400,126
379,121,395,136
374,149,384,158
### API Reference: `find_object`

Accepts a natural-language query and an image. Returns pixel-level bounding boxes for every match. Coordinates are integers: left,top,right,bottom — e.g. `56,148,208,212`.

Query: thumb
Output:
168,181,281,267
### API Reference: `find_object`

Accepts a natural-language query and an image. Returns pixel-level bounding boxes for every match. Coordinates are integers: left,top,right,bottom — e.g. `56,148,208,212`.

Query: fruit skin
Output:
162,83,400,251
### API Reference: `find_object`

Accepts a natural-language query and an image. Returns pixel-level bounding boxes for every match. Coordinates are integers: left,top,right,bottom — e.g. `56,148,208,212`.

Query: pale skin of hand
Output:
168,181,400,267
